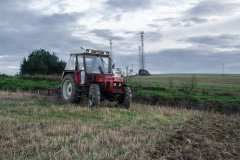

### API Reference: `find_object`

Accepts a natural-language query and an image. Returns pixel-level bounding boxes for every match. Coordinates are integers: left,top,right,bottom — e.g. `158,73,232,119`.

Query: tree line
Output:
20,49,66,75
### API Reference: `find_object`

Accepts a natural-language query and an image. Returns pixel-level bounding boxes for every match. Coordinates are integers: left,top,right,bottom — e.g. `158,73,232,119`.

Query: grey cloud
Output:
105,0,151,11
38,12,84,26
147,24,160,28
0,10,89,54
187,1,239,16
0,56,23,75
91,29,125,41
181,34,240,49
0,1,102,75
179,17,208,27
153,18,175,22
123,31,137,35
181,17,208,24
114,14,122,21
145,32,162,42
98,14,123,23
113,48,240,74
0,0,30,10
147,48,240,74
153,17,208,28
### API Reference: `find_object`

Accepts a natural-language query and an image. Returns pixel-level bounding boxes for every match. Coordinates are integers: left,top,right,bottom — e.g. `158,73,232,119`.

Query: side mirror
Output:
112,63,115,69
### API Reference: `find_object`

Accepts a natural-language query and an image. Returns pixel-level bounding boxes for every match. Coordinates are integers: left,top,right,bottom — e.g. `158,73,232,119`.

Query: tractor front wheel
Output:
118,86,132,109
88,84,100,108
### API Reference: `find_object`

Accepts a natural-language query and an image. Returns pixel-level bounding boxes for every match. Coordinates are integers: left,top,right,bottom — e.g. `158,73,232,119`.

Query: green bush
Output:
20,49,66,75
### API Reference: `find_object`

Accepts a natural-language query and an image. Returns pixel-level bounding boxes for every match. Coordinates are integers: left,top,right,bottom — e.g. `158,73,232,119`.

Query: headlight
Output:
114,83,117,86
119,83,122,87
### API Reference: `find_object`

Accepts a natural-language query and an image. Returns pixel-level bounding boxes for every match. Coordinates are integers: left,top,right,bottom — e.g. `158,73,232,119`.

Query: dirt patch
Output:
147,115,240,160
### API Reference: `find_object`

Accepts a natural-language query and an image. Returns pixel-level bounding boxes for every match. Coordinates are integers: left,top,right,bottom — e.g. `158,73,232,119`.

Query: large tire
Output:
88,84,100,108
62,74,78,103
118,86,132,109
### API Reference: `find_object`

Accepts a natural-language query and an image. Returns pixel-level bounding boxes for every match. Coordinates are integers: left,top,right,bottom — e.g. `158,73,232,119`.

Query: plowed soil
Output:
148,115,240,160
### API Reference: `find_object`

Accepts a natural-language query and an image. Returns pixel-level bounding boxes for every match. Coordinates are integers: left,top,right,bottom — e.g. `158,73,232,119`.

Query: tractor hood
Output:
95,74,123,83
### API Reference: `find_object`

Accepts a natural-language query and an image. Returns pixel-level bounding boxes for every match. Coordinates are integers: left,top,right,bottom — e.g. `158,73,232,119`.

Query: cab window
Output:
65,55,76,70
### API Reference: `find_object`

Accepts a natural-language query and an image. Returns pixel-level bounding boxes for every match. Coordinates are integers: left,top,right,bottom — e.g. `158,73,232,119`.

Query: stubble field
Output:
0,91,239,159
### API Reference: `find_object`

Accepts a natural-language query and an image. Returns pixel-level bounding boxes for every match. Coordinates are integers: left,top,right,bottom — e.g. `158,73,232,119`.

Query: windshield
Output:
85,55,109,74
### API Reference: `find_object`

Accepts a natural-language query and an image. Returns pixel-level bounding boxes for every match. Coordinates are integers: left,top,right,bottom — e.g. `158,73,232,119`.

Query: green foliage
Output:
20,49,66,75
0,75,60,90
19,74,61,81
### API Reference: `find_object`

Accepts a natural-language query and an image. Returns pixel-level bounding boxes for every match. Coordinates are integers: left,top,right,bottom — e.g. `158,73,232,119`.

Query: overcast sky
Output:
1,0,240,75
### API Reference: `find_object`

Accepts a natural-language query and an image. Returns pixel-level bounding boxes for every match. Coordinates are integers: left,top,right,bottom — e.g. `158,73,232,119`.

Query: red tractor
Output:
61,49,132,108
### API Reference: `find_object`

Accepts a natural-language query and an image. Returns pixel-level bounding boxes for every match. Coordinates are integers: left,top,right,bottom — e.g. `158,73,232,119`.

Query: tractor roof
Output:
70,49,110,57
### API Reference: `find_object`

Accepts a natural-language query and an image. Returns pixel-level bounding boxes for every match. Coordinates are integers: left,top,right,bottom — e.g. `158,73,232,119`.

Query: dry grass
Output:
0,91,239,159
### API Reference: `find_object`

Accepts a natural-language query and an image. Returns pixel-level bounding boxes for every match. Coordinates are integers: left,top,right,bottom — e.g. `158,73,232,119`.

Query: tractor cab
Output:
61,49,131,108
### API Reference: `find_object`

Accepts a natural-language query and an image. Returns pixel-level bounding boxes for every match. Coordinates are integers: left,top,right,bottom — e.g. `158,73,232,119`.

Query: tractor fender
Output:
62,71,79,85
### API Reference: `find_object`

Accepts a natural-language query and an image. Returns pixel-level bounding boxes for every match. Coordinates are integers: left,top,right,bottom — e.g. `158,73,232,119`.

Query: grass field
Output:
0,91,239,159
0,74,239,113
129,74,240,90
127,74,240,102
0,75,59,90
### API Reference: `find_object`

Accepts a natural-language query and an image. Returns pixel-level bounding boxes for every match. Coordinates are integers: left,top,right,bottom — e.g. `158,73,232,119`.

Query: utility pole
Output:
222,64,225,76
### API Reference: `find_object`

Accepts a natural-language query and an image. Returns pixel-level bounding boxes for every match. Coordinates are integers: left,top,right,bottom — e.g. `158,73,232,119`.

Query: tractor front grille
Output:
113,82,122,89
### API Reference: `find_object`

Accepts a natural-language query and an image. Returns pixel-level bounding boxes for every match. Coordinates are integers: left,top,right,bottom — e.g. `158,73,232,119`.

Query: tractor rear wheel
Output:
118,86,132,109
88,84,100,108
62,74,78,103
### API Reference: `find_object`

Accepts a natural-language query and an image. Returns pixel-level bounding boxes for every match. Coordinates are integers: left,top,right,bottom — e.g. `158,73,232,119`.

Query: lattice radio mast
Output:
138,46,141,70
140,31,145,70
